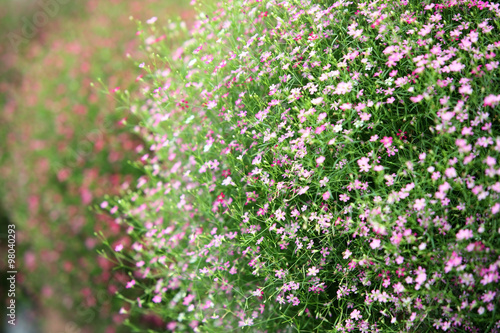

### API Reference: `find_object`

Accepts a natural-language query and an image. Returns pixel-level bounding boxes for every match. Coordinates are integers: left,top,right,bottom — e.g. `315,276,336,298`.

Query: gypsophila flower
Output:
307,266,320,276
102,2,500,332
413,198,426,211
339,194,350,202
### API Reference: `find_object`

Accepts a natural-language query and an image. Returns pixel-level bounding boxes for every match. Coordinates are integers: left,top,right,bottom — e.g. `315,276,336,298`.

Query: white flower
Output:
333,124,343,133
354,120,364,128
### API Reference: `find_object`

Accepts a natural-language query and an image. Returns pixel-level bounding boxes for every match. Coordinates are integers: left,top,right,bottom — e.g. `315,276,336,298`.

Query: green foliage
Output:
109,0,500,331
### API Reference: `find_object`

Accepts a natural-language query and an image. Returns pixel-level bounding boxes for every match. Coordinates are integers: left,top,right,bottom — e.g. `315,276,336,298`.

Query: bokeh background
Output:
1,1,196,332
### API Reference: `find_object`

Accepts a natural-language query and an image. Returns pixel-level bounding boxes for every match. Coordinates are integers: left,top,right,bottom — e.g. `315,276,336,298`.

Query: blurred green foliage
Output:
0,0,195,332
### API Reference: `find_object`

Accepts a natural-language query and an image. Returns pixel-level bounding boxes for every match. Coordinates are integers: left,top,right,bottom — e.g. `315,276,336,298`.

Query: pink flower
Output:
413,198,426,211
298,186,309,195
322,192,330,201
275,209,285,221
393,282,405,293
445,167,457,178
492,203,500,215
350,309,362,320
316,156,326,165
311,97,324,105
206,100,217,109
307,266,320,276
315,125,326,134
339,103,352,110
275,269,288,279
440,96,450,105
482,291,497,303
445,251,463,273
415,266,427,284
152,295,162,303
360,112,371,121
484,156,497,166
357,157,371,172
339,194,350,202
370,239,381,249
217,192,225,202
380,136,393,148
456,229,473,240
483,94,500,107
410,94,424,103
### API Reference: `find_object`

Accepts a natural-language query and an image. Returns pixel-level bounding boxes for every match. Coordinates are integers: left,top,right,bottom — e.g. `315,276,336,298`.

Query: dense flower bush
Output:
0,0,194,331
107,0,500,331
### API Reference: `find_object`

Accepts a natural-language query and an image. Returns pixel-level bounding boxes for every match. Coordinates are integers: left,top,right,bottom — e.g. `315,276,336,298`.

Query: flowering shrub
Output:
108,0,500,332
0,0,194,331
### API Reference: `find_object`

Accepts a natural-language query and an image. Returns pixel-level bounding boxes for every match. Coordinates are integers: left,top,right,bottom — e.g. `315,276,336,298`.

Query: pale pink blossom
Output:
484,94,500,107
316,156,326,165
413,198,426,211
350,309,362,320
370,239,381,249
456,229,473,240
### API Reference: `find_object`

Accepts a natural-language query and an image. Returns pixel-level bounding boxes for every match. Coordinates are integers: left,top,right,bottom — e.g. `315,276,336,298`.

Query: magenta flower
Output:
380,136,393,148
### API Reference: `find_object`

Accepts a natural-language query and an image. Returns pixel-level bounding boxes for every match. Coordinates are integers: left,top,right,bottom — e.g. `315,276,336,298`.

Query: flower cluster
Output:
107,0,500,332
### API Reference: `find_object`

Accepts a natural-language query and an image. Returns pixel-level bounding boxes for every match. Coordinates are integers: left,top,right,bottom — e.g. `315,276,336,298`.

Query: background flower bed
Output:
105,0,500,332
0,0,195,332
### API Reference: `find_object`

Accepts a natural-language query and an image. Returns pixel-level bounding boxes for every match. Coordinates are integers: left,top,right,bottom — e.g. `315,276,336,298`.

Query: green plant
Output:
107,0,500,331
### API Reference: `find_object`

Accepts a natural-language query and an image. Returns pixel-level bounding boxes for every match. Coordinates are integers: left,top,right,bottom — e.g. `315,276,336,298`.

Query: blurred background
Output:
0,0,196,332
